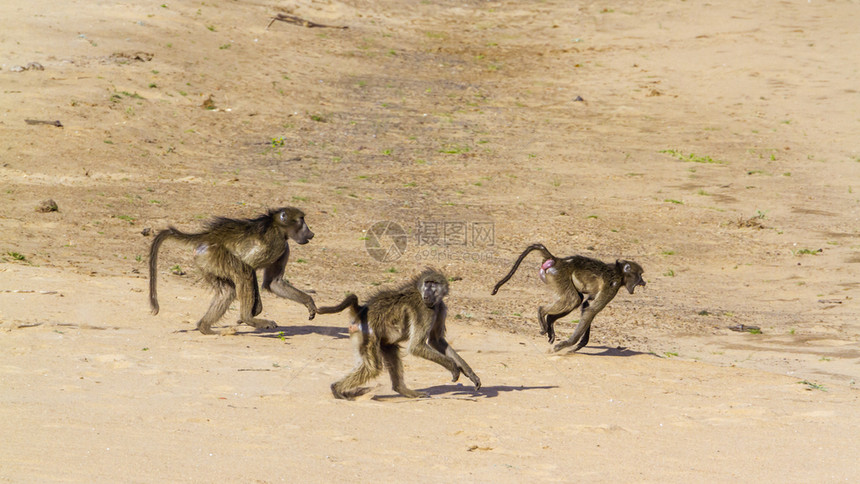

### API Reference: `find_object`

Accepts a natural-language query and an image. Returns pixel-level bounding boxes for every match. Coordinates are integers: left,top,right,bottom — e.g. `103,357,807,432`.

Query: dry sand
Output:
1,0,859,481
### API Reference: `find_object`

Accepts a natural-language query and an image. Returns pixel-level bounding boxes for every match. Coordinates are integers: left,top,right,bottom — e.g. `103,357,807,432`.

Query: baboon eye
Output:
279,211,287,222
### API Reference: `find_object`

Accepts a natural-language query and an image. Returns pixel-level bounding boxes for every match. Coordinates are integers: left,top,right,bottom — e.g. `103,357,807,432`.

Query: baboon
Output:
318,269,481,400
149,207,317,334
492,243,645,353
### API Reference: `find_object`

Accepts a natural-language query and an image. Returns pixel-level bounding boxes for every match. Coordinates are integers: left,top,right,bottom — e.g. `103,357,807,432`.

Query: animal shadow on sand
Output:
561,345,649,357
253,324,348,340
173,324,348,339
372,383,558,401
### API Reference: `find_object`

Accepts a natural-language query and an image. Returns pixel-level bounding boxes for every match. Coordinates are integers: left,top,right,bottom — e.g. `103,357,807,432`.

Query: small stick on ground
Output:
266,13,348,30
25,119,63,127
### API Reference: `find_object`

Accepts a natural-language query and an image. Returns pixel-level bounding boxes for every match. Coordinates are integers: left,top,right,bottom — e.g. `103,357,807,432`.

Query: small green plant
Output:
278,331,286,341
116,215,136,224
664,351,679,358
439,144,470,154
219,43,231,50
170,264,185,275
206,25,216,32
660,149,725,164
386,267,398,273
662,250,676,256
142,347,149,351
664,199,683,205
295,258,307,263
310,114,326,122
664,269,675,277
798,380,827,391
795,248,821,255
7,251,26,261
135,255,143,262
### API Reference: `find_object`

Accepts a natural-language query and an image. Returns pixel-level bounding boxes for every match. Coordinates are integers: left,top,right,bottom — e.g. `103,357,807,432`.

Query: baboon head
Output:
275,207,314,245
617,260,646,294
418,270,449,308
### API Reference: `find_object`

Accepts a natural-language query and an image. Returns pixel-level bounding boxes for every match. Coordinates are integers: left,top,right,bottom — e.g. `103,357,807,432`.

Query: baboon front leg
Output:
553,318,592,352
262,250,317,320
429,337,481,390
553,296,606,352
408,341,461,383
265,279,317,320
382,344,428,398
197,279,236,335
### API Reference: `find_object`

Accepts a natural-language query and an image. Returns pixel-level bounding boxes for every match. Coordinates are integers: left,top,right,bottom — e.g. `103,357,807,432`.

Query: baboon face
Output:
420,276,448,307
278,208,314,245
619,260,646,294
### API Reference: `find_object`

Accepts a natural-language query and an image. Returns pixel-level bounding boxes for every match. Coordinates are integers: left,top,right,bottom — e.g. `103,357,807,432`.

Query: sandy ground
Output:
1,0,859,481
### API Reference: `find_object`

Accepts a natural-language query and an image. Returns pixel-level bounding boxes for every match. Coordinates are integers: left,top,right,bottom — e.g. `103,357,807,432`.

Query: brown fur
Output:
149,207,317,334
492,243,646,352
319,269,481,399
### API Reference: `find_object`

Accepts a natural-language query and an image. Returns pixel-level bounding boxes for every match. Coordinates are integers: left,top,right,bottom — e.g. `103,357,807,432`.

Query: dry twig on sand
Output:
266,13,348,30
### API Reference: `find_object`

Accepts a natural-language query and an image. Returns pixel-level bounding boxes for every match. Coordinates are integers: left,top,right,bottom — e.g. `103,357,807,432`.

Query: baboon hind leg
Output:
538,293,581,343
331,344,383,400
236,265,277,330
251,271,263,317
382,344,428,398
197,278,236,335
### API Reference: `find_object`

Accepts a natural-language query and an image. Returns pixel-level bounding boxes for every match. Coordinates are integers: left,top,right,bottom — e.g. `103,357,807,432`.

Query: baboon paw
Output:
551,343,568,353
470,375,482,390
397,388,428,398
244,318,277,330
307,309,316,320
450,368,461,382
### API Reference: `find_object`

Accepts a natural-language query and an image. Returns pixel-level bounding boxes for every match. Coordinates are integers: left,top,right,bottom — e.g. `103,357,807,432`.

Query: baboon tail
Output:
491,243,555,295
317,294,361,316
149,226,201,315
